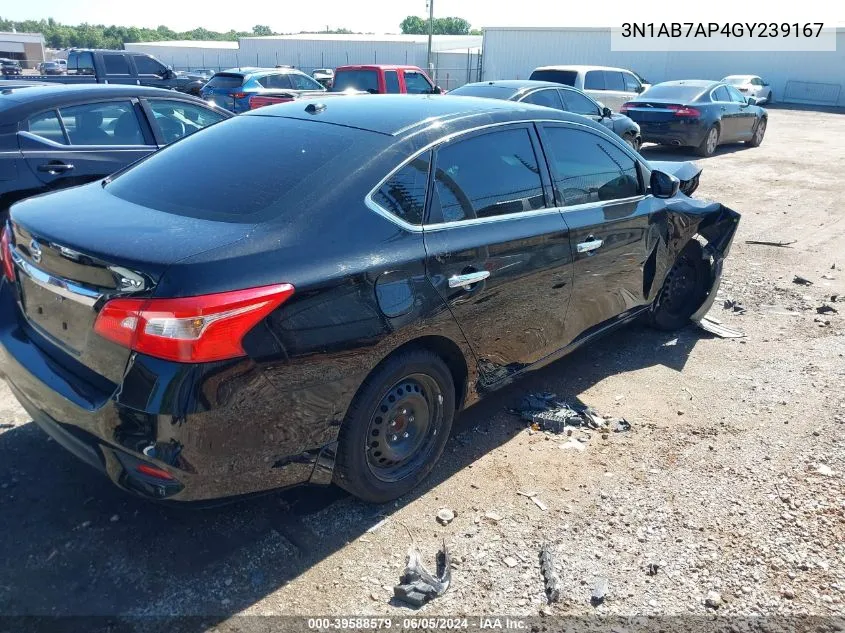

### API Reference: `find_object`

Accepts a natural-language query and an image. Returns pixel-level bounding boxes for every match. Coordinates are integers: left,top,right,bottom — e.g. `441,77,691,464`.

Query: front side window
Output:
59,101,145,146
133,55,167,76
430,128,545,223
67,51,94,76
604,71,626,91
289,73,323,90
543,126,641,207
622,72,642,92
584,71,605,90
560,90,600,116
403,71,433,94
520,89,563,110
103,54,130,75
147,99,226,144
27,110,67,144
371,152,430,225
384,70,400,94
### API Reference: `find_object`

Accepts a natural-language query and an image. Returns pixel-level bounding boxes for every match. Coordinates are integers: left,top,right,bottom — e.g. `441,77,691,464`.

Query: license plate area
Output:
19,274,97,354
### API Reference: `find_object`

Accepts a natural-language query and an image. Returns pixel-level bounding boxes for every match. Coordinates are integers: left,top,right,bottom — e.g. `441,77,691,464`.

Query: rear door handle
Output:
448,270,490,289
577,238,604,253
37,162,74,174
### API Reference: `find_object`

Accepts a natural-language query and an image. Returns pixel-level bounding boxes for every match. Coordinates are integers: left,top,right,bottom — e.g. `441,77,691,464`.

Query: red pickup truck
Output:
330,65,443,95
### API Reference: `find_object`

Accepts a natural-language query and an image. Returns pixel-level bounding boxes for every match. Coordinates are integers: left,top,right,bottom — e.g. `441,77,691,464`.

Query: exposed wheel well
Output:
384,336,469,411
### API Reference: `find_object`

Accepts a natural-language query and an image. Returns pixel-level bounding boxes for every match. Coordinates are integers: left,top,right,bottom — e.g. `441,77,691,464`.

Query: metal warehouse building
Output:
0,31,45,68
126,34,482,91
481,27,845,107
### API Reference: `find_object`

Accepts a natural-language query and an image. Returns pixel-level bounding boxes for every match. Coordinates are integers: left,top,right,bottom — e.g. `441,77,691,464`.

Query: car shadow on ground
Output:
640,142,753,161
0,322,708,625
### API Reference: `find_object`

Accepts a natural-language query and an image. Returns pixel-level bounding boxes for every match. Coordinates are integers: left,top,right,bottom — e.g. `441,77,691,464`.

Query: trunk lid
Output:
623,100,690,123
8,182,256,383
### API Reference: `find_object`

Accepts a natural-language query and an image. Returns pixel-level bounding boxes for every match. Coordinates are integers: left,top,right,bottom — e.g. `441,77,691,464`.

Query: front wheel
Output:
695,125,719,157
649,241,711,331
333,349,456,503
623,134,640,152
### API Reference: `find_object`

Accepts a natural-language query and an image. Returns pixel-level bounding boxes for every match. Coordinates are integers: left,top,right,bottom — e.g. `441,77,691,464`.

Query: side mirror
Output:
650,170,680,199
601,106,612,119
746,96,757,105
636,85,645,93
431,85,443,94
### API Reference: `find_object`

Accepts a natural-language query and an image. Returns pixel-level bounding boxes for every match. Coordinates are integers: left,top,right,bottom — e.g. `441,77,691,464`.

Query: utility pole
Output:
426,0,434,76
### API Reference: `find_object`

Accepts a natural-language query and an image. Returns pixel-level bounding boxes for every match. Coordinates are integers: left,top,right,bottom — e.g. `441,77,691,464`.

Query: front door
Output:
726,85,757,141
537,122,656,340
422,124,574,385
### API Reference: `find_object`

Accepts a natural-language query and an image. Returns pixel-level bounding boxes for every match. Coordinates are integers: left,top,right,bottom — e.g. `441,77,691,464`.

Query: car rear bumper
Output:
0,280,348,503
636,119,708,147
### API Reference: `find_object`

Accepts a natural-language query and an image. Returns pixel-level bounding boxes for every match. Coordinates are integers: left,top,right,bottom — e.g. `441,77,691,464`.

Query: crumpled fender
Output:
689,203,741,322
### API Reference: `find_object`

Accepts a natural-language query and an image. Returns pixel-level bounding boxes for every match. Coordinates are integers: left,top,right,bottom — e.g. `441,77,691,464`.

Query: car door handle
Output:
577,238,604,253
37,162,74,174
448,270,490,289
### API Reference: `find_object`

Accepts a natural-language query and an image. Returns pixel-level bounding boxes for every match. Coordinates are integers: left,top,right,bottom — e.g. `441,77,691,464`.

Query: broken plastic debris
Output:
817,304,838,315
511,393,630,435
696,316,746,338
539,544,561,604
591,577,608,606
366,518,388,533
393,541,451,607
793,275,813,286
532,497,548,511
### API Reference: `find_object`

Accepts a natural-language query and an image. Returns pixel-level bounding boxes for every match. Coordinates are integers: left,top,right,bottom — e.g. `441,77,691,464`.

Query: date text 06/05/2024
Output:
621,22,825,38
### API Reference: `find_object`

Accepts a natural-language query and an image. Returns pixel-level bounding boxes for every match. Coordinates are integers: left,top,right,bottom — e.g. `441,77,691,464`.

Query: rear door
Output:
422,124,574,384
537,122,653,339
20,100,155,192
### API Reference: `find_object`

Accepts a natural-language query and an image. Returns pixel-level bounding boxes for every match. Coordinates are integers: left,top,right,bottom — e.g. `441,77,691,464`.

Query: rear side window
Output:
106,116,382,222
147,99,227,144
134,55,167,76
560,90,599,116
529,69,577,86
206,74,244,90
258,74,292,89
521,89,563,110
332,70,379,93
430,128,545,223
27,110,67,144
371,152,430,225
103,54,130,75
384,70,400,94
584,71,605,90
726,86,747,103
67,51,94,76
59,101,145,146
712,86,731,102
542,126,641,206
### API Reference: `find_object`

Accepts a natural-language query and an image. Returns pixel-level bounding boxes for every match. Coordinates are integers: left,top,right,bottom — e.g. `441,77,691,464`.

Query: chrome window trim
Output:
365,118,645,233
11,248,100,307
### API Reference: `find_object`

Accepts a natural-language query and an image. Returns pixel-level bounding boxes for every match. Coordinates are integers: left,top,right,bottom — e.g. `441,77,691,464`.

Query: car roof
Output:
336,65,423,71
652,79,720,89
0,84,214,114
459,80,566,90
722,74,758,80
244,94,595,138
533,65,632,73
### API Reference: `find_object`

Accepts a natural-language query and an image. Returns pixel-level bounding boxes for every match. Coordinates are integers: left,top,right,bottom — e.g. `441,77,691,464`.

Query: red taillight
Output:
0,227,15,282
667,104,701,118
229,91,248,99
136,464,175,480
93,284,295,363
249,95,293,110
620,102,634,113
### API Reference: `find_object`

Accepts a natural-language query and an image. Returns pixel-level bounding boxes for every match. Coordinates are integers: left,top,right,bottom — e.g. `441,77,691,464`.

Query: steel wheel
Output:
660,255,700,319
706,128,718,155
365,373,444,483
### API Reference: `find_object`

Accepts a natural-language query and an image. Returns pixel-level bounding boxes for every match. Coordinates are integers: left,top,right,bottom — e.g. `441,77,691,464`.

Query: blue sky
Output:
3,0,841,34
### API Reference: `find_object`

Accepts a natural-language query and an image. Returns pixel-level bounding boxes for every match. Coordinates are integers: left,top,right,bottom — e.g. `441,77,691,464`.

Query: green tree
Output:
400,15,472,35
252,24,273,36
400,16,427,34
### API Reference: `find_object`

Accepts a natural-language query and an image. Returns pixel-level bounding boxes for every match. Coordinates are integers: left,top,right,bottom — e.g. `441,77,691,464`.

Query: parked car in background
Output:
529,65,646,111
449,80,642,150
331,65,442,94
1,59,23,76
722,75,772,104
312,68,334,88
191,68,214,80
40,61,66,76
0,84,231,219
201,67,326,113
0,95,740,504
23,49,194,92
175,70,212,96
248,88,366,110
621,80,767,156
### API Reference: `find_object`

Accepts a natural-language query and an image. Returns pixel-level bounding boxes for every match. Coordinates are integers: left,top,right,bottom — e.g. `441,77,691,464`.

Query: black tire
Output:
766,91,773,105
649,241,711,331
695,125,719,157
333,348,456,503
747,117,766,147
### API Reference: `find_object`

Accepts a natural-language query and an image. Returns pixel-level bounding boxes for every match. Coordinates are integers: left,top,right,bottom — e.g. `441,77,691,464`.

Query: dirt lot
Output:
1,107,844,626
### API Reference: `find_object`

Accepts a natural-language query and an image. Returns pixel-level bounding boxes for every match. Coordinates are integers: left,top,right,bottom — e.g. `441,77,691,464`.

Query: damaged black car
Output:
0,95,739,505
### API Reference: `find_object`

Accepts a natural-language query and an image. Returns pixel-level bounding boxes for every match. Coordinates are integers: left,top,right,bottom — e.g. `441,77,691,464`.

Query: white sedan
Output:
722,75,773,104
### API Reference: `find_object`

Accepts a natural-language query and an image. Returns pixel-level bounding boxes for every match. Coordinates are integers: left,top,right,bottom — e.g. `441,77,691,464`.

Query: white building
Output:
0,31,45,68
126,34,483,90
481,27,845,107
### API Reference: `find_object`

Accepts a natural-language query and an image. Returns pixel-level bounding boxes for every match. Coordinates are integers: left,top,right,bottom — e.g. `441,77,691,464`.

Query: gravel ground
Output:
0,107,843,626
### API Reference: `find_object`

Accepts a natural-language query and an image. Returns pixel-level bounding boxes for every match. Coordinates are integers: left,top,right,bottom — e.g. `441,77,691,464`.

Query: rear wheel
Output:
333,349,455,503
695,125,719,157
649,241,711,331
747,118,766,147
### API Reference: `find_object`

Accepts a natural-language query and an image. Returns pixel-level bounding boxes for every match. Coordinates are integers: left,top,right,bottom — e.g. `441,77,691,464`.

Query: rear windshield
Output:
529,70,577,86
640,84,705,101
332,70,379,93
447,85,515,100
205,74,244,89
724,77,747,86
106,115,381,222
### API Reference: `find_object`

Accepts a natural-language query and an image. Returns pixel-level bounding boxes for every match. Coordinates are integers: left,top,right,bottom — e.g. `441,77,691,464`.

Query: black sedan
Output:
449,80,642,151
0,84,231,220
621,80,768,157
1,59,22,76
0,96,740,504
